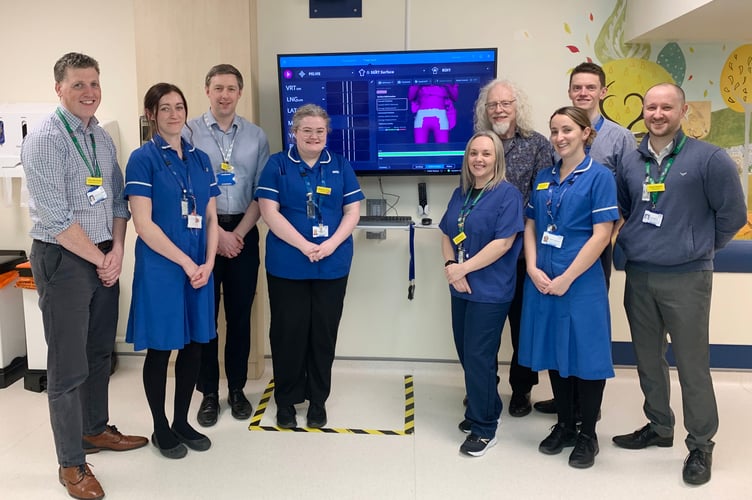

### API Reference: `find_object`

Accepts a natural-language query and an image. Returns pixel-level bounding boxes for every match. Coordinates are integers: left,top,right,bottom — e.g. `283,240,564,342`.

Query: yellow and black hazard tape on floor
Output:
249,375,414,435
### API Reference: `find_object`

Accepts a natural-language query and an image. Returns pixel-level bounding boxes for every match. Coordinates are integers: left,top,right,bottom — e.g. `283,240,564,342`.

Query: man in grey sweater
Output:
613,83,747,486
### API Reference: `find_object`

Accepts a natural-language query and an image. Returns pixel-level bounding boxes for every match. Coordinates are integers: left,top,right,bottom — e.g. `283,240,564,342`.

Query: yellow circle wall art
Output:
720,44,752,113
601,58,674,134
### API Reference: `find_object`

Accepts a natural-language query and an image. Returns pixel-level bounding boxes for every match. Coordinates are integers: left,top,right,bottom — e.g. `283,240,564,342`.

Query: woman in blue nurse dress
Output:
124,83,219,459
519,106,618,469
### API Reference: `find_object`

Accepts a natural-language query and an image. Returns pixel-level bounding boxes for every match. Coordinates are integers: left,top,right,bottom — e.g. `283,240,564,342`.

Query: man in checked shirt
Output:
22,52,147,500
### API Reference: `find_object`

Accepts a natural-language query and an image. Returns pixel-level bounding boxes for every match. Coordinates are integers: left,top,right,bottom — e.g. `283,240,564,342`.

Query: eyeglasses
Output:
485,99,516,111
297,128,327,137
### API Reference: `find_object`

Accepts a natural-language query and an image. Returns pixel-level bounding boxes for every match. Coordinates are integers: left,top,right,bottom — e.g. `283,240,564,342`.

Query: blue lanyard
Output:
151,137,196,215
545,157,590,230
584,115,604,155
298,162,326,222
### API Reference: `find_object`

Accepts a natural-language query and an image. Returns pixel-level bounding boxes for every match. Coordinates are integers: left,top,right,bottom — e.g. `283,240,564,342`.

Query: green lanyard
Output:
457,183,489,234
56,108,101,179
644,135,687,206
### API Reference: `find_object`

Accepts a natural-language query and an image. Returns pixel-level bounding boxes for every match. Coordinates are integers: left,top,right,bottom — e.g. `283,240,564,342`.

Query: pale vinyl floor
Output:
1,355,751,500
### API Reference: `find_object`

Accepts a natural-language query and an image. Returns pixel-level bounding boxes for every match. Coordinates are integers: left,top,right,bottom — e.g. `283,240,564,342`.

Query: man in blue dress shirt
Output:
187,64,270,426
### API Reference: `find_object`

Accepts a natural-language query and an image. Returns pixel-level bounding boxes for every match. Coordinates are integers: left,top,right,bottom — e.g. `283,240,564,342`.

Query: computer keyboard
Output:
358,215,414,226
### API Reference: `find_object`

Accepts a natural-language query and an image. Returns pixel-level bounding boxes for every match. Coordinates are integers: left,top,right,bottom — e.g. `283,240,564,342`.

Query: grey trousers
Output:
30,240,118,467
623,266,717,453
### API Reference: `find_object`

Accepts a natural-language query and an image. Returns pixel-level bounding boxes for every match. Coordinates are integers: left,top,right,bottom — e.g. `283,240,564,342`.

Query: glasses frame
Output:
485,99,517,111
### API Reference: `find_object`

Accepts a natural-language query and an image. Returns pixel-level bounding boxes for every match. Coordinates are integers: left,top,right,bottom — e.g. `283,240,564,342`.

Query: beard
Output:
492,121,511,137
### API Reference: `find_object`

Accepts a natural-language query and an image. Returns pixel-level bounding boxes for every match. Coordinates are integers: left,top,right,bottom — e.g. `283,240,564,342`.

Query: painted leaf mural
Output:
594,0,650,63
657,42,686,85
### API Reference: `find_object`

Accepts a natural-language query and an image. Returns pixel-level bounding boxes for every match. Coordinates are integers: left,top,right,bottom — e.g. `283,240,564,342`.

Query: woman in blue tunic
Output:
124,83,219,459
256,104,364,430
439,131,524,457
519,106,618,468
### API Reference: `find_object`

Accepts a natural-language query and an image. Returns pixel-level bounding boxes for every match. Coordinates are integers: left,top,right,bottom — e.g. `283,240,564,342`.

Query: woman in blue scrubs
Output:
519,106,618,468
125,83,219,459
256,104,364,429
439,131,524,457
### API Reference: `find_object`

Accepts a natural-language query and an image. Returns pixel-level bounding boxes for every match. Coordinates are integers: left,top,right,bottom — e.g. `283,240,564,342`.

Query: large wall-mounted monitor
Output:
277,48,498,176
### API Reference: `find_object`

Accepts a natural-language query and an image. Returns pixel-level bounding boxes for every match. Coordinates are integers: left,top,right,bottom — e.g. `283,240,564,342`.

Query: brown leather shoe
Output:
58,464,104,500
83,425,148,453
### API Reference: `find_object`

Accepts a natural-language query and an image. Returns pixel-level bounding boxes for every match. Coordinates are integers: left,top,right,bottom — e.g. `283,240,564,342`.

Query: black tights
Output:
549,370,605,437
143,342,203,447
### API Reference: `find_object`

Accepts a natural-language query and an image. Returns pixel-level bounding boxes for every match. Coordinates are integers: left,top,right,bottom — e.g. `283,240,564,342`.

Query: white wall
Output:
256,0,623,360
0,1,140,341
256,0,750,360
624,0,711,41
0,0,747,363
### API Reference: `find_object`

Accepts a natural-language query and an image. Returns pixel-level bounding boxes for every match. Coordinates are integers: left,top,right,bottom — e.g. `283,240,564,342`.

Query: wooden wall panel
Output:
133,0,265,378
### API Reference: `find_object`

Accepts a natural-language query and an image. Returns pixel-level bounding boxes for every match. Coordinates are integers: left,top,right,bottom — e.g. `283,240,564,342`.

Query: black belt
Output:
34,239,112,252
96,240,113,252
217,214,244,224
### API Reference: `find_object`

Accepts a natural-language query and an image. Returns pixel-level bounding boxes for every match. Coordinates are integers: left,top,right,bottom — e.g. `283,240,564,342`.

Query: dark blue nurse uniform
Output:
519,156,618,380
124,135,220,351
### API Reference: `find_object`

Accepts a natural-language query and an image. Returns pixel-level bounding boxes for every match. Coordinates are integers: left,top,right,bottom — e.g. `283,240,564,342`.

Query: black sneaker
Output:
276,405,297,429
458,419,471,434
306,403,327,429
539,423,577,455
196,393,219,427
460,433,497,457
568,433,599,469
683,449,712,485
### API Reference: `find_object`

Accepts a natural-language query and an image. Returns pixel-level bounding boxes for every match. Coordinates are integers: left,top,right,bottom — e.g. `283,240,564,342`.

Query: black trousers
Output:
507,258,538,395
197,221,259,395
267,273,348,407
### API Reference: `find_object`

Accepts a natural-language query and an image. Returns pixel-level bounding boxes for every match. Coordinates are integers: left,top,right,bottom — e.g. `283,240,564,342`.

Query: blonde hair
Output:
460,131,506,195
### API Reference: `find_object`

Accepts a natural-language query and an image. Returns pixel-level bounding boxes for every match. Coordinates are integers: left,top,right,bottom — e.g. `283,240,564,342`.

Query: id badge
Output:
181,198,189,217
642,183,650,202
87,185,107,206
312,224,329,238
86,176,103,186
541,231,564,248
187,214,203,229
642,209,663,227
216,172,236,186
452,232,466,246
